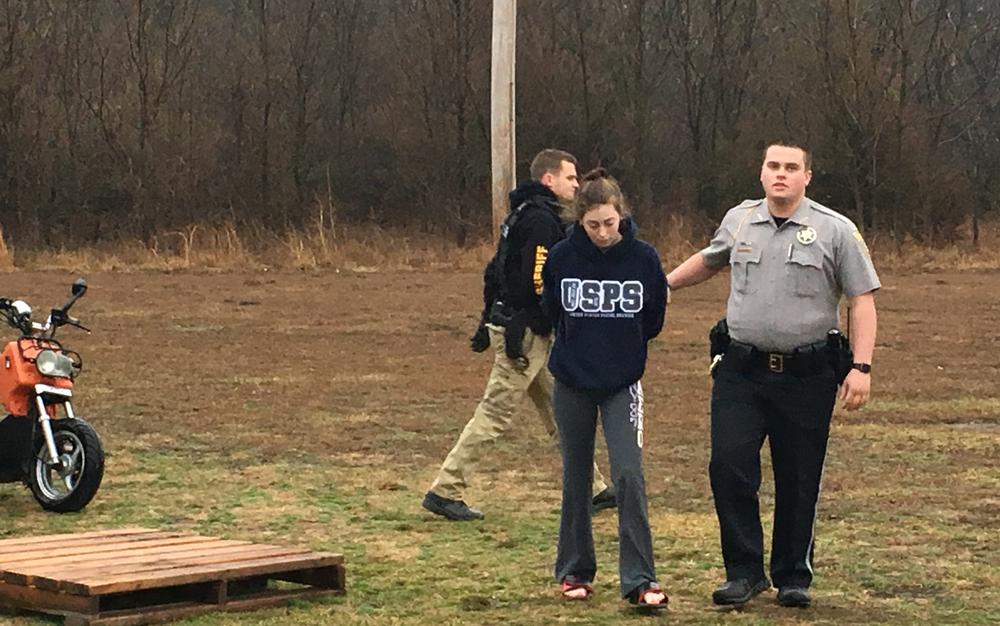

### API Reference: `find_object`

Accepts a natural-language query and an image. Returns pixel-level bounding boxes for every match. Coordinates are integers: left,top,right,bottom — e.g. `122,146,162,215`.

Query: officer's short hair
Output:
530,149,577,180
762,142,812,170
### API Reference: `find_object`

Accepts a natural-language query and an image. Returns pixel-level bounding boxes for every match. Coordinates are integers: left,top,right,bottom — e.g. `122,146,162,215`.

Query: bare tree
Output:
118,0,199,155
606,0,678,206
666,0,760,215
390,0,489,242
0,0,998,248
0,1,33,239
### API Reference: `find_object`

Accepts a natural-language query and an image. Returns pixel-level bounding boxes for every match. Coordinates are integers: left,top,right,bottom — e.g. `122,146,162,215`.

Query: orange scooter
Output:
0,279,104,512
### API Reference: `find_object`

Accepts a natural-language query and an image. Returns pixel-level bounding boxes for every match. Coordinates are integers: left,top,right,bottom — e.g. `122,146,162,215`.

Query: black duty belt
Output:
725,340,832,377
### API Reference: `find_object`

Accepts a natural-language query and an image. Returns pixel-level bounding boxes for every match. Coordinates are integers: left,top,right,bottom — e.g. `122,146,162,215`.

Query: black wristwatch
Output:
852,363,872,374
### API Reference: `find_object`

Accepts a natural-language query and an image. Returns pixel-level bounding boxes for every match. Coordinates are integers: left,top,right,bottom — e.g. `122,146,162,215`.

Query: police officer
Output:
422,149,615,521
666,142,880,608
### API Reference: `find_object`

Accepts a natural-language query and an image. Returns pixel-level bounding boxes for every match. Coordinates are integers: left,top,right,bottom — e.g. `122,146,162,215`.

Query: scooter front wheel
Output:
29,418,105,513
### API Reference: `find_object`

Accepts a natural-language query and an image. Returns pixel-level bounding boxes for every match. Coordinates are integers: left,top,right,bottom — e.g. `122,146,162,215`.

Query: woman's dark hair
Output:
574,168,629,220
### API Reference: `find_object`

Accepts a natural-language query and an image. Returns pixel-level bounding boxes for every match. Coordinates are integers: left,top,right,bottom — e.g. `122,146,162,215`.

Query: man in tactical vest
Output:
423,149,615,521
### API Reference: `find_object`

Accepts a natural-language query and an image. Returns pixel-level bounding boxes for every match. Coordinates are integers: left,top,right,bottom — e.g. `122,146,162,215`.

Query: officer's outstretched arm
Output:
666,252,722,290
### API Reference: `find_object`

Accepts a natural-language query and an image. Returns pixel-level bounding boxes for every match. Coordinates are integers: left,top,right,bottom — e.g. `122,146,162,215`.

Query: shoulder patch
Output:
853,229,871,258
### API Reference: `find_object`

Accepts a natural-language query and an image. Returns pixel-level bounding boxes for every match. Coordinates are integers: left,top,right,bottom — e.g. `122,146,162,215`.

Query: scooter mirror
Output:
71,278,88,297
12,300,31,318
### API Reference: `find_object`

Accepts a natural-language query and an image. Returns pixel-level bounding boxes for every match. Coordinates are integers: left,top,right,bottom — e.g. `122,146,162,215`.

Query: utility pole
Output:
491,0,516,241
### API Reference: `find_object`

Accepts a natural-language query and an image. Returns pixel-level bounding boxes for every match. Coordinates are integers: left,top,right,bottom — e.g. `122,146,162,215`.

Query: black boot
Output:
777,586,811,608
711,577,770,606
422,492,484,521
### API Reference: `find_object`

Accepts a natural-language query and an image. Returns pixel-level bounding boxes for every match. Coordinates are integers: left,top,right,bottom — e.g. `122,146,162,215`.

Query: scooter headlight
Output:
36,350,73,378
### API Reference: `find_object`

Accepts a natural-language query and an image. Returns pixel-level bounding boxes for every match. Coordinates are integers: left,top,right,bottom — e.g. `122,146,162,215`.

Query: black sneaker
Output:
777,586,811,608
591,486,617,514
711,577,770,606
422,491,484,521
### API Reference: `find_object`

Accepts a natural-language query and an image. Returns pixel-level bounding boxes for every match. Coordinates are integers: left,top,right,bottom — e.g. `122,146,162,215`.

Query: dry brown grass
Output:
11,219,494,273
867,230,1000,272
5,213,1000,273
278,222,492,272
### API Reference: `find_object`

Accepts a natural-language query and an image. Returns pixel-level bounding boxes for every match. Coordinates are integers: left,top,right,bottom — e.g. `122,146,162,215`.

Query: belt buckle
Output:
768,353,784,373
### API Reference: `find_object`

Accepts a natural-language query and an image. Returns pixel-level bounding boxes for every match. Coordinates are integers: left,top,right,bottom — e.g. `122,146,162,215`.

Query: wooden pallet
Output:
0,527,345,625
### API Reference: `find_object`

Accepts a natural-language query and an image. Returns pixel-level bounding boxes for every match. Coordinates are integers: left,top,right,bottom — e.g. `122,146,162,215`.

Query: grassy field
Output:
0,268,997,625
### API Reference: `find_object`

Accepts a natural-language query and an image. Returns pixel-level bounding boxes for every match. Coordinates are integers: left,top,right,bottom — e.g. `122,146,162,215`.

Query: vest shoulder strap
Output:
494,201,531,302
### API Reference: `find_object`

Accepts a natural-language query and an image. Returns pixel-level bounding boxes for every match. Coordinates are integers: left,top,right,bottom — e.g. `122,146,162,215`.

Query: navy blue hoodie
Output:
542,218,667,390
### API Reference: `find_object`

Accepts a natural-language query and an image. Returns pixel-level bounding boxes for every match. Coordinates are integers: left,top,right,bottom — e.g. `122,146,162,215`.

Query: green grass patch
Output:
862,396,1000,420
3,443,997,625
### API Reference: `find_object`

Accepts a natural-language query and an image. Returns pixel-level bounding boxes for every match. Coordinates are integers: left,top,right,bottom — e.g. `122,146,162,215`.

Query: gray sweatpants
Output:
552,379,658,598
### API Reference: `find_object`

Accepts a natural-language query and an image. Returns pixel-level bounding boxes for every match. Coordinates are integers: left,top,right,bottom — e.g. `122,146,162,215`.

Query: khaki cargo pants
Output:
429,324,609,501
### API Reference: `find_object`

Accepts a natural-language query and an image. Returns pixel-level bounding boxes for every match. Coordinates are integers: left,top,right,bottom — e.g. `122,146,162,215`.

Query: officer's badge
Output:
796,226,817,245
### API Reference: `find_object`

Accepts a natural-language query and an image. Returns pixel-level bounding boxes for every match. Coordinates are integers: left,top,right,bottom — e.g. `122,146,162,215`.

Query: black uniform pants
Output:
709,357,838,589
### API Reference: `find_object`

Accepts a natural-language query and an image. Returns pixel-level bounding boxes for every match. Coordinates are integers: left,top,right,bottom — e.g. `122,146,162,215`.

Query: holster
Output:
488,300,512,326
709,319,731,359
489,301,529,367
526,314,552,337
503,311,529,366
826,329,854,383
707,319,730,377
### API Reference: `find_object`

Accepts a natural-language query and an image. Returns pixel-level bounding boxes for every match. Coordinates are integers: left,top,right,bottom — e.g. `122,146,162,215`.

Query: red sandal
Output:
627,582,668,612
560,580,594,601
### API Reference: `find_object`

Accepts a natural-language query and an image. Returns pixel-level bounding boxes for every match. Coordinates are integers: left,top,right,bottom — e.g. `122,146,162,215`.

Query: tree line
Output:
1,0,998,249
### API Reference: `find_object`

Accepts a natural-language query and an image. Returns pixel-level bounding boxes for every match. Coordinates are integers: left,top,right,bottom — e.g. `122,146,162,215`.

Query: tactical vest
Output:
480,202,531,315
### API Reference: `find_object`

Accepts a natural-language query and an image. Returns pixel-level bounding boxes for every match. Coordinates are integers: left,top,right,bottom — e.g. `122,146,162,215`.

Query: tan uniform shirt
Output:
700,197,880,352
